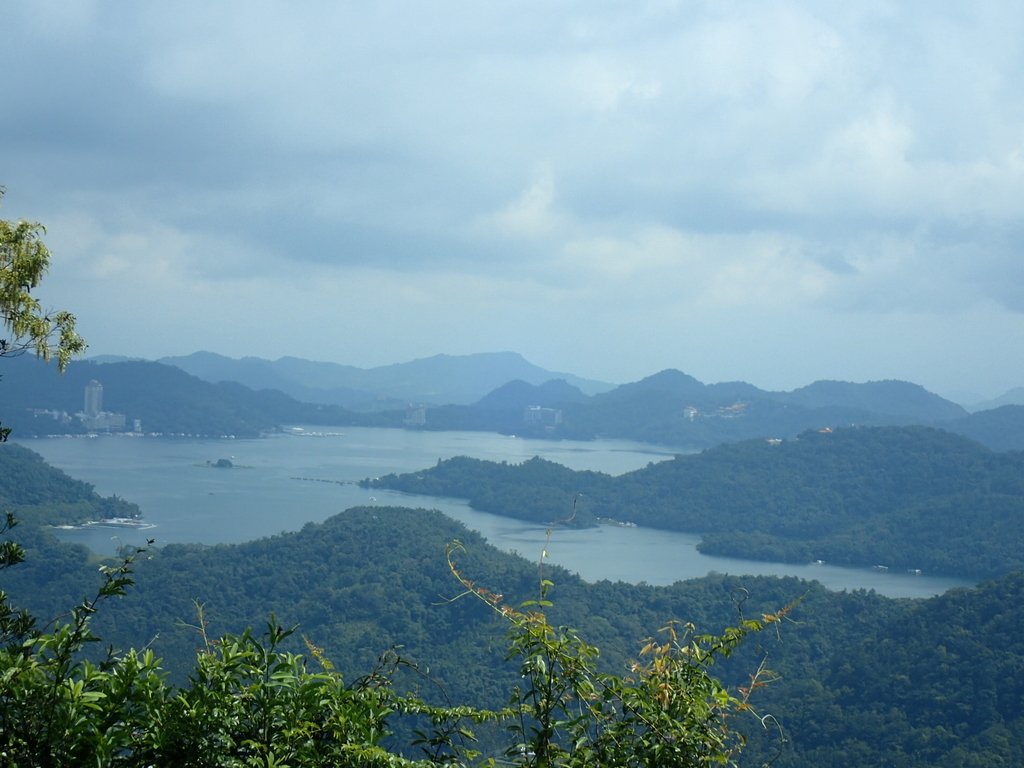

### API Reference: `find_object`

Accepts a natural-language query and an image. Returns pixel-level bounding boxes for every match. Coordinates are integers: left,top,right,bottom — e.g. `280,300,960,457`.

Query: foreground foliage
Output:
0,518,779,767
443,541,782,767
1,187,86,442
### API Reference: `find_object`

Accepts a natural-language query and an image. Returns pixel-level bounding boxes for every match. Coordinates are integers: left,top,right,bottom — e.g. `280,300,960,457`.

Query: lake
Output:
19,427,971,598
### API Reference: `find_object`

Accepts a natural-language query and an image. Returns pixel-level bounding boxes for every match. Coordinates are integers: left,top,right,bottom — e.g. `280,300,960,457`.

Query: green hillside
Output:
367,425,1024,579
0,355,377,437
4,433,1024,765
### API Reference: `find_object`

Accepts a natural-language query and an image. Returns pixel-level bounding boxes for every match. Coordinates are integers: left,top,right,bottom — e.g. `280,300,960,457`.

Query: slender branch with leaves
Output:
0,187,86,373
444,539,790,767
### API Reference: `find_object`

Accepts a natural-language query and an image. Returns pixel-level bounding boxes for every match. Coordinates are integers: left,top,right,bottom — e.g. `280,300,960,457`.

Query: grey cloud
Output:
2,1,1023,396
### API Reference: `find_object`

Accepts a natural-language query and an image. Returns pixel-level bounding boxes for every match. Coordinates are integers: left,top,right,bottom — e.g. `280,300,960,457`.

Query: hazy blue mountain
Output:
592,369,707,404
529,370,971,448
972,386,1024,412
577,371,965,421
395,366,1006,450
780,379,968,421
474,379,588,410
10,350,1006,451
944,405,1024,451
359,352,605,403
158,351,381,410
85,354,145,364
0,356,370,437
705,379,768,401
159,350,614,408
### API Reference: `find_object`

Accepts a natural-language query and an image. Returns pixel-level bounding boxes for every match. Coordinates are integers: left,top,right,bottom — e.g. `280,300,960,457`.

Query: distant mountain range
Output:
420,367,985,448
1,355,368,437
156,351,614,409
971,386,1024,412
4,351,1023,451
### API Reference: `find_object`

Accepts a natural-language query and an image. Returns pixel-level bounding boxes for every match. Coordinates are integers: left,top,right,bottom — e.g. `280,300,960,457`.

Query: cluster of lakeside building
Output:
31,379,140,433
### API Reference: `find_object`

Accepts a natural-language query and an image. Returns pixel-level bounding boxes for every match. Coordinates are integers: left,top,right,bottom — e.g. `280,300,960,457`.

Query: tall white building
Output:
84,380,103,417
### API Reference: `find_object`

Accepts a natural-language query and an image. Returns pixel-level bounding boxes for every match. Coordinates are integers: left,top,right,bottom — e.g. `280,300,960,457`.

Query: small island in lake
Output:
198,458,252,469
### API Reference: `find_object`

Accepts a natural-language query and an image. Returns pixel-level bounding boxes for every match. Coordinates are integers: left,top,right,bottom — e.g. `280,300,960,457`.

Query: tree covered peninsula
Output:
366,425,1024,579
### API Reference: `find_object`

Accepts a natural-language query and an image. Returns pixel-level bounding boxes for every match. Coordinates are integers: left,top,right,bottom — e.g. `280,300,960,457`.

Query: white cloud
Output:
480,167,563,239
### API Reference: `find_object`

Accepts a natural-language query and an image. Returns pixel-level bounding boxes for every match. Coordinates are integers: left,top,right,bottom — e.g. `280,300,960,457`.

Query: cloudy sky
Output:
2,2,1022,400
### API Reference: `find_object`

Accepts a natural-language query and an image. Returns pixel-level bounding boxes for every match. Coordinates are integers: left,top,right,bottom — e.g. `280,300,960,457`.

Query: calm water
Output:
20,427,970,598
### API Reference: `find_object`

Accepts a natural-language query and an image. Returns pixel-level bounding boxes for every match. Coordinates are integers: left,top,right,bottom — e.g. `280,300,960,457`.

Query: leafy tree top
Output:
0,186,86,373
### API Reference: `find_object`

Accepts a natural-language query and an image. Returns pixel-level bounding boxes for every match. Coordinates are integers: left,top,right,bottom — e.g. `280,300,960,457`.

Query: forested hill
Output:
367,425,1024,579
410,368,1024,452
0,442,141,527
944,403,1024,452
0,355,376,437
5,497,1024,767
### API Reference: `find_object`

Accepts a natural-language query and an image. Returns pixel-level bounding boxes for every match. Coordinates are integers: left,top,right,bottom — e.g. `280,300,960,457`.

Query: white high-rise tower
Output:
84,380,103,417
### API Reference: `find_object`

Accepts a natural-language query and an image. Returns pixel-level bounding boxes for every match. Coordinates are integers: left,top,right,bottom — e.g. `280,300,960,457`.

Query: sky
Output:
2,2,1023,402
